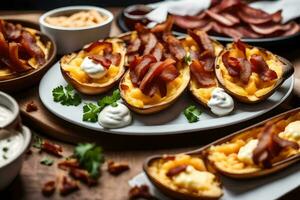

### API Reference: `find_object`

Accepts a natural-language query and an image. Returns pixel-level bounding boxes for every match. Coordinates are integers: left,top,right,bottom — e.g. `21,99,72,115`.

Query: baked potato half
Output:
60,38,126,95
215,40,294,103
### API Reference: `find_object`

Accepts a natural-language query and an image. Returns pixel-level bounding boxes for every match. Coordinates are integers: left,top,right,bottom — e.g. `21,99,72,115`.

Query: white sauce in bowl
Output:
207,88,234,116
98,102,132,128
0,106,13,127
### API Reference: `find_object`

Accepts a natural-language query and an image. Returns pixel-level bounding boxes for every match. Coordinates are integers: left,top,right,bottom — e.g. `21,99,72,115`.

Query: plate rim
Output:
39,61,294,136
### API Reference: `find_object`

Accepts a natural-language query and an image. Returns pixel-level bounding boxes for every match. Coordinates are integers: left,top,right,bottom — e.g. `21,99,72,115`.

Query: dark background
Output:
0,0,160,10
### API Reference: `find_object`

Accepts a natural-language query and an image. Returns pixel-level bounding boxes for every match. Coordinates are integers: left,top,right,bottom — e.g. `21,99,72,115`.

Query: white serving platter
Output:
39,61,294,135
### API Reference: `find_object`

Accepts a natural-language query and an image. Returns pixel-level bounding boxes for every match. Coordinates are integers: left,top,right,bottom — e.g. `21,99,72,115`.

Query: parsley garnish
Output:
183,54,192,65
184,105,202,123
82,89,121,122
74,143,104,179
33,135,43,149
40,157,54,166
83,103,101,122
52,85,82,106
2,147,8,152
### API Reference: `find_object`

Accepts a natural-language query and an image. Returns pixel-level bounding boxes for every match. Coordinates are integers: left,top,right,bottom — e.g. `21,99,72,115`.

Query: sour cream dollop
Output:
80,57,108,79
207,88,234,116
279,121,300,141
98,103,132,128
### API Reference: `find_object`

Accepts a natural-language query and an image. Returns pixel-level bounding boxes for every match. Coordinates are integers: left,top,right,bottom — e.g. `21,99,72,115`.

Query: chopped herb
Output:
74,143,104,179
40,157,54,166
183,105,202,123
52,85,82,106
3,155,7,160
98,89,121,108
33,135,43,149
83,103,101,122
2,147,8,152
183,54,191,65
83,89,121,123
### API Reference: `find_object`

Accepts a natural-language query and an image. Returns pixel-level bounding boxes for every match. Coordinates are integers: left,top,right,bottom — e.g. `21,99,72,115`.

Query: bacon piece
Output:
104,52,121,66
0,32,9,57
107,160,130,175
238,9,282,25
205,10,237,26
131,55,157,85
8,42,32,72
129,185,157,200
188,30,214,55
157,79,167,97
69,168,97,186
233,40,247,56
173,15,209,29
190,60,216,87
151,42,163,61
59,176,79,196
282,22,300,37
164,34,186,61
222,51,240,76
88,55,112,69
151,16,174,33
250,54,277,82
1,21,22,40
201,55,215,72
58,159,80,170
42,180,56,196
41,140,63,157
212,23,243,39
253,122,299,168
237,58,252,83
84,41,113,53
236,26,262,39
143,33,157,55
160,64,179,82
135,23,149,34
222,12,240,24
249,23,292,36
166,165,188,177
20,31,46,65
140,58,176,94
127,37,141,53
214,0,241,12
26,101,38,112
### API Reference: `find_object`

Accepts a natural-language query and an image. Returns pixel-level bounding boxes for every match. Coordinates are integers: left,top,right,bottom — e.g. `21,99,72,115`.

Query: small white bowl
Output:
0,92,32,190
39,6,114,55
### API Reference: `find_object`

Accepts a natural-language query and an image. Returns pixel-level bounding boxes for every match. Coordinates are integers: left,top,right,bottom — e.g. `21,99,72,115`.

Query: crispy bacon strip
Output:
84,41,113,53
253,122,299,168
222,51,240,76
164,34,186,61
212,23,243,39
160,64,179,82
8,42,32,72
88,55,112,69
104,52,121,66
250,54,277,82
190,60,216,87
21,31,46,65
143,33,157,55
188,30,214,56
205,10,237,27
151,42,163,61
282,22,300,36
107,161,130,175
127,37,141,54
166,165,188,177
238,9,282,25
249,23,292,36
173,15,209,29
151,16,174,33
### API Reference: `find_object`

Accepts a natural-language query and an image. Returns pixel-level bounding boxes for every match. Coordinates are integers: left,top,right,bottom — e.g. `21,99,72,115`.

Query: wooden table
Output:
1,8,300,200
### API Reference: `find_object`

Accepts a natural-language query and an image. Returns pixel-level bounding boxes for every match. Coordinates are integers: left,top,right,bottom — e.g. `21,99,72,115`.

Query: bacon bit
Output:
253,122,299,168
188,30,214,55
164,34,186,61
139,58,176,94
212,23,244,39
234,40,247,55
143,33,158,55
20,31,46,65
1,21,22,40
173,15,209,29
0,32,9,57
205,10,237,27
84,41,113,53
151,16,174,33
26,101,38,112
107,160,130,175
42,140,63,157
88,55,112,69
69,168,97,186
222,51,240,77
135,23,149,34
127,37,141,54
104,52,121,66
250,54,278,82
237,58,252,83
166,165,188,177
129,185,157,200
190,60,216,87
163,155,175,161
160,64,179,82
59,176,79,196
8,42,32,72
42,180,56,196
249,23,292,36
58,159,80,171
131,55,157,85
151,42,163,61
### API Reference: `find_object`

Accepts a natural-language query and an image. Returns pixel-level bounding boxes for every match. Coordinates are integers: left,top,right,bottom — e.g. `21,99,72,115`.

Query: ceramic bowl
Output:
0,92,32,190
39,6,114,55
